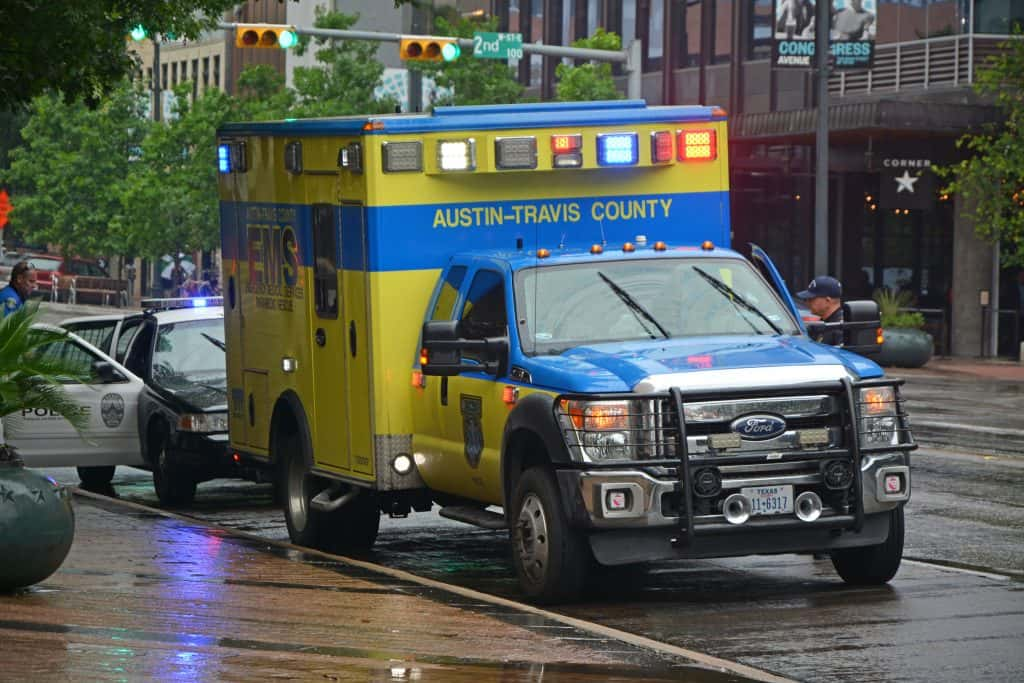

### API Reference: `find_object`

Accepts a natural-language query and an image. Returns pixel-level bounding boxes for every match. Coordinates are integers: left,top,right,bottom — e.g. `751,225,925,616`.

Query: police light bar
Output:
438,139,476,171
495,136,537,170
550,134,582,168
678,129,717,161
596,133,639,167
217,144,231,173
141,297,224,311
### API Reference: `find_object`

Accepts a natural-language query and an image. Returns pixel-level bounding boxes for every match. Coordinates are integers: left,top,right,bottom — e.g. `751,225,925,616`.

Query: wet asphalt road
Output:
46,444,1024,683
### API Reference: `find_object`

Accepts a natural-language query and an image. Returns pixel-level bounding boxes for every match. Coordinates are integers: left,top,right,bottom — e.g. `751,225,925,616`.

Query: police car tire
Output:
831,506,904,585
152,439,197,507
510,467,590,604
77,465,116,488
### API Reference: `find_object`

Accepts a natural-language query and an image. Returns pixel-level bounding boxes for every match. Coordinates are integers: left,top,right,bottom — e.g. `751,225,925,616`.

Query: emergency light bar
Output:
650,131,674,163
438,139,476,171
141,297,224,311
550,134,582,168
596,133,639,166
217,144,231,173
678,129,717,161
382,141,422,173
495,137,538,170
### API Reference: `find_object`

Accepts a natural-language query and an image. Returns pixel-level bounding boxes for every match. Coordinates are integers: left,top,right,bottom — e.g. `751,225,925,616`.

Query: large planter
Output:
0,454,75,591
875,327,934,368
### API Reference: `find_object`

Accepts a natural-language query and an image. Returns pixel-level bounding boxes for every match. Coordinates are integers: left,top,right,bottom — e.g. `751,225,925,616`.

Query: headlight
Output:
857,387,904,447
559,400,638,462
178,412,229,433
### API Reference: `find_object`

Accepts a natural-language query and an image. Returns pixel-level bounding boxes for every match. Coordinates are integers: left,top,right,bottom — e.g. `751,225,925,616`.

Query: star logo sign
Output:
895,170,920,194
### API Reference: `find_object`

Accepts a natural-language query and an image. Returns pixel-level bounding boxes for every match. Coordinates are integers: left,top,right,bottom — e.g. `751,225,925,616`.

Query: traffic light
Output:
129,25,148,41
400,36,461,62
235,24,298,49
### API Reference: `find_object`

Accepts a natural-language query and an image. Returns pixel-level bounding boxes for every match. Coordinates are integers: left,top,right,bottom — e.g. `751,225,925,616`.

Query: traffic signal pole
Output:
218,23,642,99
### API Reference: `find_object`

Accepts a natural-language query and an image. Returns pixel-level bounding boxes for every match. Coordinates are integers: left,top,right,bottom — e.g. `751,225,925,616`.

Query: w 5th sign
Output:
472,32,523,60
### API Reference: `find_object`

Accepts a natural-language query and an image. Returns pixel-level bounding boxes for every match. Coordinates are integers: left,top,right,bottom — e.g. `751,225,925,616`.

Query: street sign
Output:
472,32,523,60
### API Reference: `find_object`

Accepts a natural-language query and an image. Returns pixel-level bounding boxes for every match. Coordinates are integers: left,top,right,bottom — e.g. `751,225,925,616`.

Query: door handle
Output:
315,328,326,347
349,321,357,357
248,394,255,426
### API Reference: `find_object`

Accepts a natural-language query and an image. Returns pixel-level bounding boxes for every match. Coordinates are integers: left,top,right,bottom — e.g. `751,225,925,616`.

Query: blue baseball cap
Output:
796,275,842,300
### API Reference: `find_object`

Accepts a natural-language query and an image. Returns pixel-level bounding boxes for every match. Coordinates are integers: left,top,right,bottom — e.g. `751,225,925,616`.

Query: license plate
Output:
742,485,793,516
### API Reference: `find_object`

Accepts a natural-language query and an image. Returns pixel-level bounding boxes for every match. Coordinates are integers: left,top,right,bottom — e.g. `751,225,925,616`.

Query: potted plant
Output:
1,302,87,591
873,289,934,368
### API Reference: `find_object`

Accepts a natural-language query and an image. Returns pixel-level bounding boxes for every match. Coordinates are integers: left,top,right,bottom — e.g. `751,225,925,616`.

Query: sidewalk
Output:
0,492,775,683
898,356,1024,383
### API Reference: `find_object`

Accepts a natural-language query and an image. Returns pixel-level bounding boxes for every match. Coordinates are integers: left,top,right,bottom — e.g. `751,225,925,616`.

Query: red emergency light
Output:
678,129,717,161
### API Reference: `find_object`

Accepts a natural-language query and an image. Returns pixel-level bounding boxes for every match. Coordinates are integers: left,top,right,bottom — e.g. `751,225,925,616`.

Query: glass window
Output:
115,318,144,364
460,270,508,363
32,337,102,383
713,0,732,64
649,0,665,68
530,0,545,86
312,204,338,318
515,258,800,356
62,321,118,354
430,266,467,321
588,0,601,35
151,319,226,391
683,0,702,67
975,0,1024,33
750,0,773,59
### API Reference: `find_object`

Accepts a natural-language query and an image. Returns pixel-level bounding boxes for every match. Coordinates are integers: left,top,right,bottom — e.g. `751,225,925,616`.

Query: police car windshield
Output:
514,257,800,356
151,319,226,390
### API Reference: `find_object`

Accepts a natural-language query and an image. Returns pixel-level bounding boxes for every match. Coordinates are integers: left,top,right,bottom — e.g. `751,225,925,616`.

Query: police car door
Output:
5,330,145,468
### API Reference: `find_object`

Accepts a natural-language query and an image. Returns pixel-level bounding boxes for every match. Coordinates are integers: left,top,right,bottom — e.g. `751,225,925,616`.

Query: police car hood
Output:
153,374,227,412
527,335,882,393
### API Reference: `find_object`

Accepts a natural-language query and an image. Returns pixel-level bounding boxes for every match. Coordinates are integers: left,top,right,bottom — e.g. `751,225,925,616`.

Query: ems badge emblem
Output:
461,394,484,468
100,393,126,428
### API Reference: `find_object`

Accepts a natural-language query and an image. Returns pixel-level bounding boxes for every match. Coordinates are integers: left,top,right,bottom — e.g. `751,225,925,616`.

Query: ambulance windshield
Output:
514,257,800,356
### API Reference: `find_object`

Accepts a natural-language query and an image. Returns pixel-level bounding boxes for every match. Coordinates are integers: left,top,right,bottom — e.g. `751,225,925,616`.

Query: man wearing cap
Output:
797,275,844,345
0,261,37,318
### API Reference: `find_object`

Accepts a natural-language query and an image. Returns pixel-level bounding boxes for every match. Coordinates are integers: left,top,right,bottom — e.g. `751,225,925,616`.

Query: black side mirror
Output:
92,360,126,384
841,300,883,355
420,320,508,377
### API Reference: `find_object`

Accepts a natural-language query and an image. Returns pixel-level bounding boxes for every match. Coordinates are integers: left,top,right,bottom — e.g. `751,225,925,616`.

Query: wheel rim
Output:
516,492,549,583
286,451,309,532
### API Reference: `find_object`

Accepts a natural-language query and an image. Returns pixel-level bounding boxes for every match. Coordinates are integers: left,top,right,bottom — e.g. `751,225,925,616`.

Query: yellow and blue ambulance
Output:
217,100,914,603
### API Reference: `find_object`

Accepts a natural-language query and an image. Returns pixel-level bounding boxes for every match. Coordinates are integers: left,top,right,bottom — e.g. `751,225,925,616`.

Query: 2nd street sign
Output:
472,32,523,60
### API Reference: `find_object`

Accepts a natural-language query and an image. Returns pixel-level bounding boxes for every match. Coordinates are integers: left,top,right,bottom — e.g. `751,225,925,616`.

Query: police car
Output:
9,297,266,506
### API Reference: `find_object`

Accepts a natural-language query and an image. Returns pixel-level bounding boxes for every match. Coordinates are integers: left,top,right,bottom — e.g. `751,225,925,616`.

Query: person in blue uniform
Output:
797,275,844,345
0,261,37,318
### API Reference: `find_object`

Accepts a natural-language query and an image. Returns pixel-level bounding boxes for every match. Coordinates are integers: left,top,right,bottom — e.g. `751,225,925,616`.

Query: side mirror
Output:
92,360,127,384
420,320,508,377
841,300,883,355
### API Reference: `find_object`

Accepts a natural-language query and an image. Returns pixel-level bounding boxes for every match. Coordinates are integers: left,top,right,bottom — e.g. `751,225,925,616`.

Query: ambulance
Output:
217,100,914,603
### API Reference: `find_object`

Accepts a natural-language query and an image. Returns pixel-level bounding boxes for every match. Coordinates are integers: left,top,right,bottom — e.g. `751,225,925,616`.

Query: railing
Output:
830,34,1018,97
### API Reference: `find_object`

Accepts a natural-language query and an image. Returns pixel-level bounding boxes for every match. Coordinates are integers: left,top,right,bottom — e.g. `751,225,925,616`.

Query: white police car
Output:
9,297,270,505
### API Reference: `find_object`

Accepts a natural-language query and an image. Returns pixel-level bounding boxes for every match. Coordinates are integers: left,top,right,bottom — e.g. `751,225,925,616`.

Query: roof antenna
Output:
598,218,607,246
558,232,567,250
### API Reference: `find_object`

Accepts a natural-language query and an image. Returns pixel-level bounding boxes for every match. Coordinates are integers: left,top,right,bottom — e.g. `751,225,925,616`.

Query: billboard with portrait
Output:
773,0,876,70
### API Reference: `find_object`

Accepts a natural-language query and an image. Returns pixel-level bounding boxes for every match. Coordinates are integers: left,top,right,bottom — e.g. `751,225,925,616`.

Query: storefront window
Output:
649,0,665,69
712,0,733,64
974,0,1024,33
749,0,773,60
683,0,702,67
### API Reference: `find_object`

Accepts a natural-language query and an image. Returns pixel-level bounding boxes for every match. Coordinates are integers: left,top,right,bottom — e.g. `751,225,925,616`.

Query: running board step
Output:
439,506,507,530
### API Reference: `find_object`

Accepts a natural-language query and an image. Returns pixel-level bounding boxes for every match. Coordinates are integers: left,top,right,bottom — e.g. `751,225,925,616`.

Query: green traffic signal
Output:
278,29,298,49
130,25,148,41
441,42,461,61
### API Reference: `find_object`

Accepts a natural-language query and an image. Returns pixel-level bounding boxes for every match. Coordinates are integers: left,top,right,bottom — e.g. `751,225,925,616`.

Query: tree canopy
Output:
555,29,624,102
939,32,1024,267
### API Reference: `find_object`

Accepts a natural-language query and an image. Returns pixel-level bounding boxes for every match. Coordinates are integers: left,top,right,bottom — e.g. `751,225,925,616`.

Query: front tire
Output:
832,506,905,585
510,467,590,604
152,437,197,507
77,465,115,488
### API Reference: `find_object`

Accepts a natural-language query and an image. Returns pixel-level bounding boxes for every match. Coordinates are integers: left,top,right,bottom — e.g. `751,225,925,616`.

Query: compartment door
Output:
340,203,374,476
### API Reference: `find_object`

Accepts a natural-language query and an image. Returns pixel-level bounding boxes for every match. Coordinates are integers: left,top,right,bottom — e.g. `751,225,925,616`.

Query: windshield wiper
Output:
201,332,226,351
692,266,785,336
597,271,671,340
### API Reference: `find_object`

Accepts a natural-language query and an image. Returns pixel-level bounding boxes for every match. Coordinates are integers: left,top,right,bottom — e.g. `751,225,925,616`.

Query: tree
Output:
235,66,295,122
2,81,149,259
416,16,523,108
289,8,397,117
938,32,1024,267
555,29,624,102
0,0,238,109
121,83,233,262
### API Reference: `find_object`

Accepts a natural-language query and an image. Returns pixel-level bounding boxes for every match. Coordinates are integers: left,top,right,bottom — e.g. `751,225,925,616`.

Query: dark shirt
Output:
812,306,844,346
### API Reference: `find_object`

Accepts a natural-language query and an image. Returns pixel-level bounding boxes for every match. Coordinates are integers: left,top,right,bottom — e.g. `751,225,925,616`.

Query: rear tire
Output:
510,467,590,604
832,506,905,585
77,465,115,488
152,437,197,507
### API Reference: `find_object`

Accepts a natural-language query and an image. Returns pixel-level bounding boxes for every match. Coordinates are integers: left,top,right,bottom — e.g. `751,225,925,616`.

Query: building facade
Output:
491,0,1022,356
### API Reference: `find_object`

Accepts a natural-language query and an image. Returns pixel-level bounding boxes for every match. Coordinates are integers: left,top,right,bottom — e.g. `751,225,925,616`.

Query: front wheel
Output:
77,465,116,488
282,431,328,549
832,506,905,585
152,437,197,507
510,467,591,604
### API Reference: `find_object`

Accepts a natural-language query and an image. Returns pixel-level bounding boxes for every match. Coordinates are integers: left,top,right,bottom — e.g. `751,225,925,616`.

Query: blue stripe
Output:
339,204,367,270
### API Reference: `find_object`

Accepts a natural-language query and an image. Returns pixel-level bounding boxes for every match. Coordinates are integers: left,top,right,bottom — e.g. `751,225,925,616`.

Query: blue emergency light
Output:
596,133,639,167
217,144,231,173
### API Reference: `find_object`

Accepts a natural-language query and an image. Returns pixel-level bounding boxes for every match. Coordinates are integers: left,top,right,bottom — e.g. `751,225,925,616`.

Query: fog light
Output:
392,454,413,475
606,489,631,511
692,467,722,498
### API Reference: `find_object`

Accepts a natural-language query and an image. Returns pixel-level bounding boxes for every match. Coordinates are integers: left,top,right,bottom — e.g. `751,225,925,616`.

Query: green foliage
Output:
936,31,1024,268
0,0,238,109
0,303,90,450
555,29,624,102
417,16,523,108
873,289,926,329
2,81,149,258
121,83,233,260
234,66,295,121
289,8,397,117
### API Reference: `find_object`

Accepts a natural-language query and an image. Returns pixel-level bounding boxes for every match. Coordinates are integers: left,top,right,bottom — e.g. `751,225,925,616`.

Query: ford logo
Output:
730,414,787,441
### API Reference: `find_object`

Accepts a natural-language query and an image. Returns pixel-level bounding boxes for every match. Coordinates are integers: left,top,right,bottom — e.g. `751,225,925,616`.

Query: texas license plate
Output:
742,485,793,516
